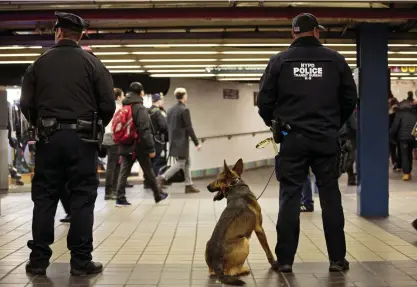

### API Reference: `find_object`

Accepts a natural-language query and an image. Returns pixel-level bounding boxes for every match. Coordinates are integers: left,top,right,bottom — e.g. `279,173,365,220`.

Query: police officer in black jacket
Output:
20,12,115,276
257,13,357,273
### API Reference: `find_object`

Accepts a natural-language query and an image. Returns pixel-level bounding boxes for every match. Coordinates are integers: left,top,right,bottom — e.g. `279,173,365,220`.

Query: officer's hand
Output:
149,152,156,158
196,144,202,151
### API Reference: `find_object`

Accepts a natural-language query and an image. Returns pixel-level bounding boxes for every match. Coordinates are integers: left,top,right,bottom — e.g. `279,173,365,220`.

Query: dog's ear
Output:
232,158,244,176
224,160,231,173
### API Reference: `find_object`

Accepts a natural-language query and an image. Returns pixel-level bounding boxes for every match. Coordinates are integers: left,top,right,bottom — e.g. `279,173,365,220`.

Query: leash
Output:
255,135,278,200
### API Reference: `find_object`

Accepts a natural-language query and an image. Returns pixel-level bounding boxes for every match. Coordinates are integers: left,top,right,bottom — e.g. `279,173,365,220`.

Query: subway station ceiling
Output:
1,1,417,82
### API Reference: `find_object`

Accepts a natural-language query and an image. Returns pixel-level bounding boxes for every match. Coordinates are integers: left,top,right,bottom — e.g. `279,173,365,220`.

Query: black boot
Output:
329,259,349,272
26,262,47,275
70,261,103,276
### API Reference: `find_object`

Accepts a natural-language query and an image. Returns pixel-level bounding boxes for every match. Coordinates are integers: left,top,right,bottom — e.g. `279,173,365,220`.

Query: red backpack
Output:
112,105,138,145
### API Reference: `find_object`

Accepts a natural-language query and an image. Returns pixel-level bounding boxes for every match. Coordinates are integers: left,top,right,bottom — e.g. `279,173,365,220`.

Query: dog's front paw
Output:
268,257,276,267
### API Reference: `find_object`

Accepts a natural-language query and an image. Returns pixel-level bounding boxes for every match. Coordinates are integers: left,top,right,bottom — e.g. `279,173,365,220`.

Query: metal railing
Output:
199,129,271,143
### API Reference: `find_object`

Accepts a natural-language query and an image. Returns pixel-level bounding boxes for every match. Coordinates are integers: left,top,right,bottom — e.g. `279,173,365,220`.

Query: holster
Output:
37,117,58,140
336,140,350,178
78,112,104,149
271,118,291,144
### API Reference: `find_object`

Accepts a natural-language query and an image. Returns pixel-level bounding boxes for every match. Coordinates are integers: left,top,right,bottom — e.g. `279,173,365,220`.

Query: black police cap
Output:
129,82,144,94
54,11,88,32
292,13,325,34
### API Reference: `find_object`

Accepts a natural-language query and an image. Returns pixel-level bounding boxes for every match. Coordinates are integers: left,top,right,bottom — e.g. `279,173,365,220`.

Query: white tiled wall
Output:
391,80,417,101
163,78,274,171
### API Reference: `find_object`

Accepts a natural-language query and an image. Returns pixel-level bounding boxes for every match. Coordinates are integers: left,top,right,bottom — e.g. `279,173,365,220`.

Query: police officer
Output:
257,13,357,273
20,12,115,276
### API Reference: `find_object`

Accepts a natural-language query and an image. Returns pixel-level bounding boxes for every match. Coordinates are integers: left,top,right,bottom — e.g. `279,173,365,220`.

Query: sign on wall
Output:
390,66,417,74
223,89,239,100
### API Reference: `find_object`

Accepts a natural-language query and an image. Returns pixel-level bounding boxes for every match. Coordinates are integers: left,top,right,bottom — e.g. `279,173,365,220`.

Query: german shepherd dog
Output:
205,159,275,286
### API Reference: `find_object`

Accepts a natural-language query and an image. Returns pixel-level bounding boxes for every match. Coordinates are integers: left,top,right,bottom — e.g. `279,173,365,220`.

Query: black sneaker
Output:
115,199,132,207
60,215,71,223
155,192,169,203
70,261,103,276
329,259,349,272
26,262,47,276
300,204,314,212
271,261,293,273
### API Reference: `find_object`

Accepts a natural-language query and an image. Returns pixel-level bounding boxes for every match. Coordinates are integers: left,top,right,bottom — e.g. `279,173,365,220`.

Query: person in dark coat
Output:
389,92,401,171
144,93,168,189
115,82,168,205
390,100,417,181
157,87,201,194
339,110,357,185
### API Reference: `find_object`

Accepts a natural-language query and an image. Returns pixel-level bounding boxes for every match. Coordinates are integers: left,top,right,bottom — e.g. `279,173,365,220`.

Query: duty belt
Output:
56,123,77,130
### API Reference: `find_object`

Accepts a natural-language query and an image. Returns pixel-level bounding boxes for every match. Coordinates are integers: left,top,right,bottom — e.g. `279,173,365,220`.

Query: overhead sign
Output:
206,67,264,74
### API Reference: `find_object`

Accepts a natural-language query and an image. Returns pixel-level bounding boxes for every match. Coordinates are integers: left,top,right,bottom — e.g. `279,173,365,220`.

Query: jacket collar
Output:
122,92,143,105
290,36,323,48
54,39,81,49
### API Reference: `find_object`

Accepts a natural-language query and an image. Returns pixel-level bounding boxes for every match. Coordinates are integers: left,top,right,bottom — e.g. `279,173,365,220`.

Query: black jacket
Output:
20,39,115,127
390,100,417,142
257,36,357,141
118,93,155,156
167,102,199,158
149,105,168,153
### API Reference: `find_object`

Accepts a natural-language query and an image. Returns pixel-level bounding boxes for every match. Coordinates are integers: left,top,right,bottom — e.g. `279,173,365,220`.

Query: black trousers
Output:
390,142,401,168
105,145,120,196
399,141,414,174
28,130,98,269
275,133,346,265
117,152,160,200
59,183,70,215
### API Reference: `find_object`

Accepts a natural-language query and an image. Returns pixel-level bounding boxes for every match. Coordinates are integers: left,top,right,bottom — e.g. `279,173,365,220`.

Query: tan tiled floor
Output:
1,168,417,286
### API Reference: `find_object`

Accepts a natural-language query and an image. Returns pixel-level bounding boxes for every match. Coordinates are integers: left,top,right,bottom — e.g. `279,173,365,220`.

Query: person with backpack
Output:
113,82,168,206
102,88,125,200
144,93,168,189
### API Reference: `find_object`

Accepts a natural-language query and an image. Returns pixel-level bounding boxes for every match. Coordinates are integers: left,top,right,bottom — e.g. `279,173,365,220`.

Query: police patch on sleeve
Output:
293,63,323,80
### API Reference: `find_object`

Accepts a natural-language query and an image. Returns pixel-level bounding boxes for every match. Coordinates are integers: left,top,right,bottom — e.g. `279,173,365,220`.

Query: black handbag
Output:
158,157,185,183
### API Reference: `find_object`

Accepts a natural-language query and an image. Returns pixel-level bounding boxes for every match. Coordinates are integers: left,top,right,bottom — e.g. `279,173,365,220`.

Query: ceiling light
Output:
0,60,33,64
325,44,356,47
90,45,123,48
223,44,289,47
218,78,260,81
109,70,145,73
344,58,356,61
101,59,136,63
396,51,417,55
132,51,218,55
126,44,221,48
391,77,399,80
388,44,417,47
0,46,42,50
150,73,215,78
338,51,357,55
144,64,216,68
147,69,206,73
220,58,269,62
93,52,130,55
105,65,142,69
391,73,411,76
221,51,280,55
389,64,417,66
399,77,417,80
218,64,267,68
140,59,217,62
216,73,262,77
0,53,40,57
389,58,417,61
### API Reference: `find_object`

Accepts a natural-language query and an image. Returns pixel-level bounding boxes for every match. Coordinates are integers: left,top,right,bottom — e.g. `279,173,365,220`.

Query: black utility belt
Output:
37,117,103,145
